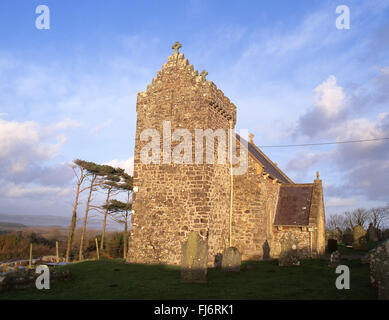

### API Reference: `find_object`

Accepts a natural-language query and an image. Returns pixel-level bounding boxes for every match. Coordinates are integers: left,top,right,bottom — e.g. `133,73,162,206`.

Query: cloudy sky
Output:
0,0,388,225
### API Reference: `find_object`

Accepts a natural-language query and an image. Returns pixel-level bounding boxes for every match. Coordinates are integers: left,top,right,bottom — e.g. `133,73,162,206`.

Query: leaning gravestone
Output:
353,225,368,250
221,247,241,272
367,223,379,242
181,232,208,283
278,232,300,266
328,251,341,267
368,240,389,300
327,239,338,253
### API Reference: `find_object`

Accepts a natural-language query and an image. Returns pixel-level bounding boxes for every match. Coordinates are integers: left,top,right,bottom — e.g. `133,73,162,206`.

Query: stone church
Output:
127,42,326,266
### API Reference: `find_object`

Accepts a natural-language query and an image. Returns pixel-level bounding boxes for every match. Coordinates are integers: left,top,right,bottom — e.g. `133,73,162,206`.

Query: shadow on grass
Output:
0,258,377,300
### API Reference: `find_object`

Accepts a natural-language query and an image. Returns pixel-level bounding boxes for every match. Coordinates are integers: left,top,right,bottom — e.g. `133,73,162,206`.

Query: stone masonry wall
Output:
310,177,326,255
127,48,236,266
272,226,312,258
232,139,280,260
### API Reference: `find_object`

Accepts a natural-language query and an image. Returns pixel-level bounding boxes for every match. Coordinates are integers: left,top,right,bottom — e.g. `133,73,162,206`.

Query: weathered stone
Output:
352,225,367,250
180,232,208,283
327,239,338,253
328,250,341,267
214,253,222,268
368,240,389,300
278,232,300,266
221,247,241,272
262,240,271,260
367,223,379,242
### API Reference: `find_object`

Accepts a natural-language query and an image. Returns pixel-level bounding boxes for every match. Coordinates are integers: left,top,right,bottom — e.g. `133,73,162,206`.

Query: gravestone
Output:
278,232,300,266
328,250,341,267
221,247,241,272
368,240,389,300
342,228,354,246
262,240,271,260
353,225,367,250
214,253,222,269
327,239,338,253
180,232,208,283
367,223,379,242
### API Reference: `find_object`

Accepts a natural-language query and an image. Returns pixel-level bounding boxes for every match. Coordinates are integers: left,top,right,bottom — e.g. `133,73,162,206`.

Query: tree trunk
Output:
79,175,96,261
123,215,128,259
123,190,130,259
100,188,111,251
65,178,82,262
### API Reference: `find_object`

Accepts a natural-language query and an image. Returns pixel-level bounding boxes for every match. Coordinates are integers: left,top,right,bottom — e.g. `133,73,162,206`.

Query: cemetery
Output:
1,230,387,300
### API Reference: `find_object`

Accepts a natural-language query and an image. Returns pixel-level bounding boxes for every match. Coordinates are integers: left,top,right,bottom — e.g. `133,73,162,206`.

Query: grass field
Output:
0,258,377,300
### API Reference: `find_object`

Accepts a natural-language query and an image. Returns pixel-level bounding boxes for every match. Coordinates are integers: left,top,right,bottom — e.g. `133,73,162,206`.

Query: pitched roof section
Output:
235,134,293,184
274,185,314,226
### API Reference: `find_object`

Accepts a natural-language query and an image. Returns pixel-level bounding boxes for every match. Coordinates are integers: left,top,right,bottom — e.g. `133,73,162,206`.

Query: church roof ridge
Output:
235,133,294,184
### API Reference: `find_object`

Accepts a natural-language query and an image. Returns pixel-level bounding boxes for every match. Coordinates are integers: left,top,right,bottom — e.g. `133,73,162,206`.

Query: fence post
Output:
56,241,59,263
95,238,100,260
29,243,33,268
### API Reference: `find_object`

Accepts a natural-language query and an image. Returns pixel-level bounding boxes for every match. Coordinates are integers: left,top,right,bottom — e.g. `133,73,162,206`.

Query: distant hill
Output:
0,214,121,230
0,222,26,228
0,221,27,234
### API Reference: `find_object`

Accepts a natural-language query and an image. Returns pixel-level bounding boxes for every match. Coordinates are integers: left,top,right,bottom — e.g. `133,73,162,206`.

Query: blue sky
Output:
0,0,388,225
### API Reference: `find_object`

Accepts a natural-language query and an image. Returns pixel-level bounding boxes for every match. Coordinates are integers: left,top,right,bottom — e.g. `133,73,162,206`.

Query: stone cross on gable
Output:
200,70,208,80
172,41,182,54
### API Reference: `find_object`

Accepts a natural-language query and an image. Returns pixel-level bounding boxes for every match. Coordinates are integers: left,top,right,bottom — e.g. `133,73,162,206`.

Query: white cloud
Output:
313,75,345,117
0,112,7,117
46,118,82,132
0,118,80,176
288,68,389,203
92,119,112,135
331,115,386,141
4,184,72,198
104,157,134,175
326,197,357,208
0,119,55,171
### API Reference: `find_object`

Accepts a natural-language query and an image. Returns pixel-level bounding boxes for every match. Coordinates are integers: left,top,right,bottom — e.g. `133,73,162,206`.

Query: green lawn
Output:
0,258,376,300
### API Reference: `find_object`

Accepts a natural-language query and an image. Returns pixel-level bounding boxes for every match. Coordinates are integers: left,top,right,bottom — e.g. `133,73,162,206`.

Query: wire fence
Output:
0,233,128,263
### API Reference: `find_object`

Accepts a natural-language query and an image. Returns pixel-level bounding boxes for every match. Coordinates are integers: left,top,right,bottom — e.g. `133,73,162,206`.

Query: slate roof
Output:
235,133,293,184
274,185,314,226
